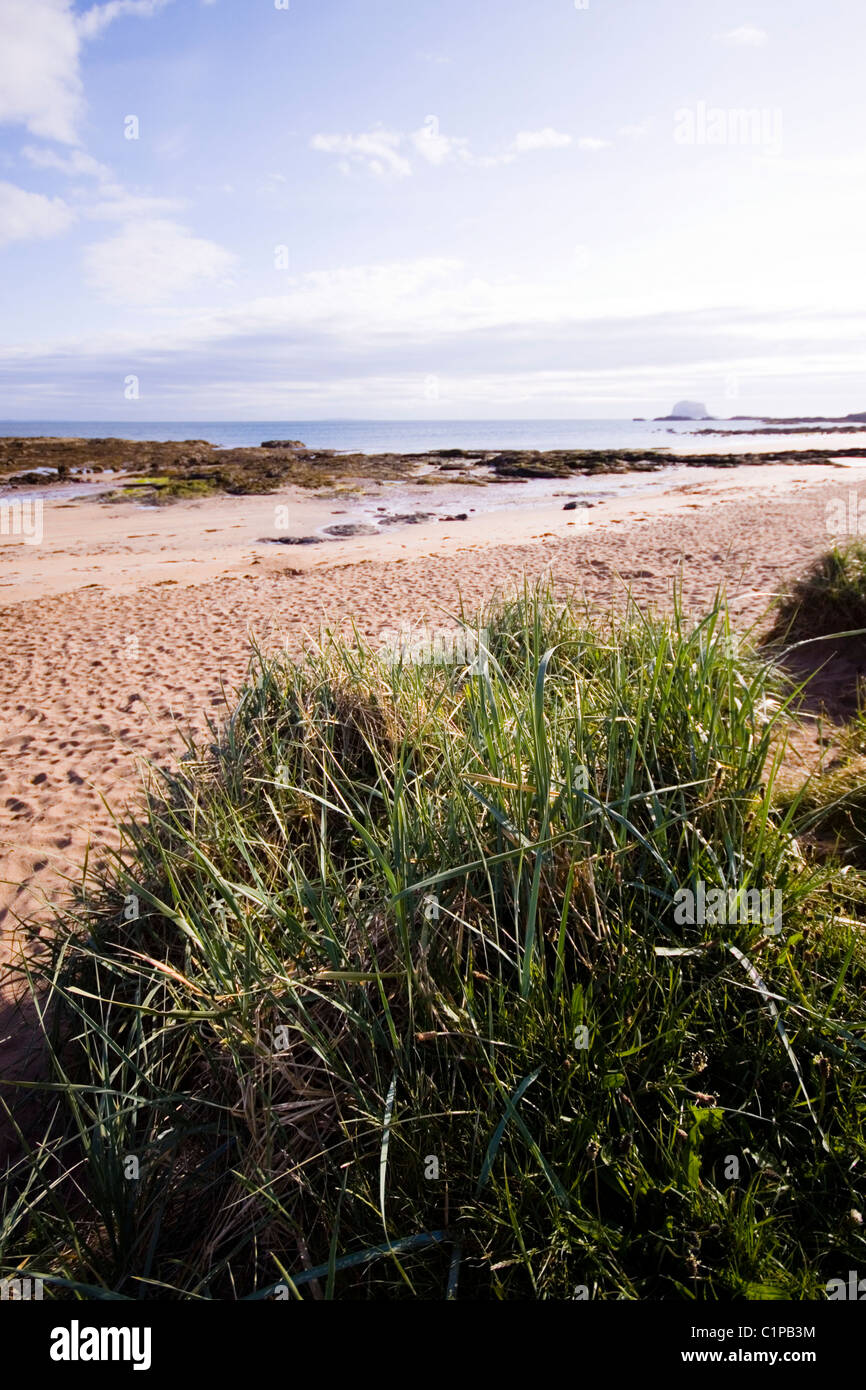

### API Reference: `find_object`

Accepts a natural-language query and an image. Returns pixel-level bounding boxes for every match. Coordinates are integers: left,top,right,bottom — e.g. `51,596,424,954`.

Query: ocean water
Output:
2,418,865,455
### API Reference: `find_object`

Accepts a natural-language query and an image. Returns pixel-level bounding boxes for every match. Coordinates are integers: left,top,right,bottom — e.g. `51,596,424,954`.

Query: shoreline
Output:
5,433,866,501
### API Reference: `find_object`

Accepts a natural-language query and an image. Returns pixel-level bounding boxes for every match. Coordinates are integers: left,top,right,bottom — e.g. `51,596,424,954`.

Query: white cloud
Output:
0,180,74,247
273,258,465,329
411,125,471,166
0,0,172,146
577,137,611,151
512,128,572,153
0,0,83,143
76,0,172,41
717,25,768,46
313,125,580,176
22,145,184,224
82,218,236,304
257,171,289,195
84,187,185,220
22,143,111,180
310,130,412,178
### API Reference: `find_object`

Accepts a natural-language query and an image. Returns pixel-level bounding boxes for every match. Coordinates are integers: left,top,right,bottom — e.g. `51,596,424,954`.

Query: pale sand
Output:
1,459,865,1097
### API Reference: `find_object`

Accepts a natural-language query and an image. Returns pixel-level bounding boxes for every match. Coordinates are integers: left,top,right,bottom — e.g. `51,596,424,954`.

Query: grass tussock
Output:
766,542,866,645
2,586,866,1301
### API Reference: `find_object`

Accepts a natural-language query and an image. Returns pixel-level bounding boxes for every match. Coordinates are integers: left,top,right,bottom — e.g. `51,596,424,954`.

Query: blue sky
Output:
0,0,864,419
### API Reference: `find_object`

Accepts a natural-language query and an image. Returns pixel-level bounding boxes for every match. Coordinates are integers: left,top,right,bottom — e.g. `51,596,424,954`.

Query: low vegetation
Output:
2,586,865,1300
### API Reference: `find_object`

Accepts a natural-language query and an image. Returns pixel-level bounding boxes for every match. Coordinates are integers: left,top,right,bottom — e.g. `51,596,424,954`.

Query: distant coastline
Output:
3,415,866,457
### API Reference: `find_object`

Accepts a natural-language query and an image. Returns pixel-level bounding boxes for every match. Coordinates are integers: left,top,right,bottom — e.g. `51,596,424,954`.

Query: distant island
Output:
654,400,714,421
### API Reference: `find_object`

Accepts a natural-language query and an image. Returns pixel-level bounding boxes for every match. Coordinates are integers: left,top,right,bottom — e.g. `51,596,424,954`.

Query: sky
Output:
0,0,864,421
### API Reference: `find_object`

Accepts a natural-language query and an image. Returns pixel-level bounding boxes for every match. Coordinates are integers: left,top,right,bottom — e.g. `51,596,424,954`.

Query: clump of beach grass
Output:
2,586,865,1300
766,542,866,645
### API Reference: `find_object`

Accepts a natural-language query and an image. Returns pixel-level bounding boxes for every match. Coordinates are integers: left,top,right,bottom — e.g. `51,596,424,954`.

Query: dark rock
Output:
262,535,324,545
323,522,379,537
260,439,306,449
9,468,60,484
489,451,568,479
563,500,593,511
442,512,468,521
377,512,437,527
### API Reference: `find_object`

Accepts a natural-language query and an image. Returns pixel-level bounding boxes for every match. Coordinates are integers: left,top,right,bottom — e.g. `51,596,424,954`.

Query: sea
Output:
2,418,866,455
